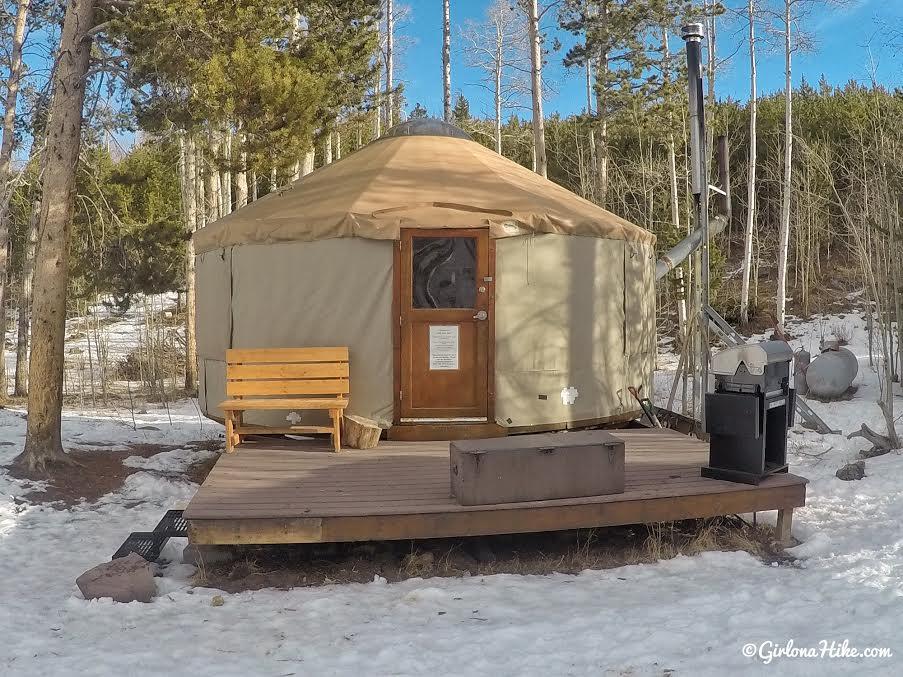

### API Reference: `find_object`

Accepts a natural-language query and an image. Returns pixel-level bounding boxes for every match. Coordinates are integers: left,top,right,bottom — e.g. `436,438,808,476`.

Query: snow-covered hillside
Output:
1,309,901,676
4,292,183,399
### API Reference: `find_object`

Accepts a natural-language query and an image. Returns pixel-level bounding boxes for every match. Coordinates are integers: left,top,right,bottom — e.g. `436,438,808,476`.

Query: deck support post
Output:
775,507,793,546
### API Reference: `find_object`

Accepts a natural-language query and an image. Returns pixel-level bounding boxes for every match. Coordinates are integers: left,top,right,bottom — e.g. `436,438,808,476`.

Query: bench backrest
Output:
225,347,349,399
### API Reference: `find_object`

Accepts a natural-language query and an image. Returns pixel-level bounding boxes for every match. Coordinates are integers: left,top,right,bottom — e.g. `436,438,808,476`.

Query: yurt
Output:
194,119,656,440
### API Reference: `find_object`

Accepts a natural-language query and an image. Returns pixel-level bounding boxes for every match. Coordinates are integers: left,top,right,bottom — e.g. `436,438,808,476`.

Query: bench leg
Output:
224,410,242,453
776,508,793,546
331,409,341,453
224,411,235,454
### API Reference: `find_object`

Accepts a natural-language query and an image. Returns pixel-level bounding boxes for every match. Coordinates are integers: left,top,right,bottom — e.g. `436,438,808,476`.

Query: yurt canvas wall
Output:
494,233,655,429
196,239,396,428
197,232,655,431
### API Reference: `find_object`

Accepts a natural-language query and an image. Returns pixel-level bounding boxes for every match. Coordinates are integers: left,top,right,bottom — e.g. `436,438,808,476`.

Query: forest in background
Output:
7,79,899,317
1,0,901,469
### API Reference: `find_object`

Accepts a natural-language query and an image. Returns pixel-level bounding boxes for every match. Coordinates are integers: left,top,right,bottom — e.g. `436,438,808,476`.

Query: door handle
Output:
473,310,488,321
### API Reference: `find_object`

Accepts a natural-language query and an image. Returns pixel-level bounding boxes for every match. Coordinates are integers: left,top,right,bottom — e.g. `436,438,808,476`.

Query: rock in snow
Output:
76,553,156,603
835,460,866,481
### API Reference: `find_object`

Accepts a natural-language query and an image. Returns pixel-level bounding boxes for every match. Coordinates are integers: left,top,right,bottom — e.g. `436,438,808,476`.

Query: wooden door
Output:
398,228,493,422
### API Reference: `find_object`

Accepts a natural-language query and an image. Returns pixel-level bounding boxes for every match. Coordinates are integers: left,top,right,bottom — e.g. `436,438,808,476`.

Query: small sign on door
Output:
429,325,459,370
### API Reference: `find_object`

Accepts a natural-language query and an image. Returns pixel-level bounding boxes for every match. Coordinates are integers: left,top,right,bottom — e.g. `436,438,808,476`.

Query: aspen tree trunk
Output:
324,134,333,164
206,133,220,221
594,48,608,202
250,170,257,201
386,0,394,128
443,0,452,122
0,0,29,214
526,0,546,177
704,0,717,164
494,22,503,154
740,0,758,325
288,8,304,188
585,58,597,183
17,0,95,471
667,140,681,229
234,135,248,210
374,51,382,138
667,131,686,334
13,192,39,397
271,166,278,190
659,31,685,334
234,172,247,209
219,130,232,216
196,143,206,227
776,0,793,328
894,205,903,385
0,0,32,394
180,134,199,394
303,148,315,175
334,131,342,160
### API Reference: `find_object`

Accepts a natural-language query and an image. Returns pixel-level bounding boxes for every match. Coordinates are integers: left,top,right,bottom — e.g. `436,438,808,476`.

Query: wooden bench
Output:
219,347,349,453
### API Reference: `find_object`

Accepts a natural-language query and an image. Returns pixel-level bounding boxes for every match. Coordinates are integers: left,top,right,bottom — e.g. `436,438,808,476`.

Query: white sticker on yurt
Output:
429,325,459,370
561,386,579,405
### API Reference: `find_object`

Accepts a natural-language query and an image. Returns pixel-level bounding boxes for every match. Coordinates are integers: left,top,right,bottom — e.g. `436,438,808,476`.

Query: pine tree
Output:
114,0,380,396
560,0,693,203
452,94,471,125
409,102,429,119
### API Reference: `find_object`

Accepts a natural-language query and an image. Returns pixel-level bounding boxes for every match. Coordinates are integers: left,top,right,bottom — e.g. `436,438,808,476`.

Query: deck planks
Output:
185,427,808,543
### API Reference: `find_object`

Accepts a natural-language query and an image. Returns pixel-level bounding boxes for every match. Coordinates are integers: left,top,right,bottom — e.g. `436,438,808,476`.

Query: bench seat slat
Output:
226,379,349,397
220,398,348,411
227,363,349,379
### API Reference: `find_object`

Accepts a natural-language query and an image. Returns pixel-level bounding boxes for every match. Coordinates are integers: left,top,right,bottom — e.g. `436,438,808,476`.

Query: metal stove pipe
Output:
655,214,726,281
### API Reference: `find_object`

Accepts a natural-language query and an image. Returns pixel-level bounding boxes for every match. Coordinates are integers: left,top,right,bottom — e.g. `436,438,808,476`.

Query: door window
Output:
411,237,477,309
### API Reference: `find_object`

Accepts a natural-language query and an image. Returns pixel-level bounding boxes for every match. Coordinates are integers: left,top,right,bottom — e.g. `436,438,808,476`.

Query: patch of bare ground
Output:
196,516,790,592
8,441,221,508
714,257,863,332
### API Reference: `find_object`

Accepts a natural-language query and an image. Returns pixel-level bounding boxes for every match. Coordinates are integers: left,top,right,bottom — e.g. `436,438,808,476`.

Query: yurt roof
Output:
193,119,655,255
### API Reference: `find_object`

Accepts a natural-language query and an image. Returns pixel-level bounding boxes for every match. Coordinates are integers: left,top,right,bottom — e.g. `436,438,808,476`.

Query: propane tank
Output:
835,346,859,382
794,348,810,396
806,349,857,399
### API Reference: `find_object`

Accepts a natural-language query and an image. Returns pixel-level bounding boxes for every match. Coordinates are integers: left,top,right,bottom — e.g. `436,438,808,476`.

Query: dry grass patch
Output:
197,516,789,592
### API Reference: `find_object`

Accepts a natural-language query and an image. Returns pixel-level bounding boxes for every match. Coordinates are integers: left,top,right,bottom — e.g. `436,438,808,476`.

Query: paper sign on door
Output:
429,325,459,370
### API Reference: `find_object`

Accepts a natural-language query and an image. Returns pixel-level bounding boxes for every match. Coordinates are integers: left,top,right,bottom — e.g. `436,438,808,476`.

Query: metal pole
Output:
682,22,710,431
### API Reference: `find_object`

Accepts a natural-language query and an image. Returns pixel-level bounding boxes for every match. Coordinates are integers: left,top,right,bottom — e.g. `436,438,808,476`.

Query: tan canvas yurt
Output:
194,119,656,440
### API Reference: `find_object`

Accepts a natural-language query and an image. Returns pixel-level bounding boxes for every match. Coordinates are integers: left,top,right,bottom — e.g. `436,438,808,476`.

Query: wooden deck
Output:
184,428,808,545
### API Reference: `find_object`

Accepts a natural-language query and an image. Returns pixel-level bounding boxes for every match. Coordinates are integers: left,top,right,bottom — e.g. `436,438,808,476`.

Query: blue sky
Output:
398,0,901,119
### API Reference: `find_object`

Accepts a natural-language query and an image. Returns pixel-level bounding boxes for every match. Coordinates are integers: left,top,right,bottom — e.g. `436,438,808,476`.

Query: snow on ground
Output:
3,291,181,395
2,311,903,676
